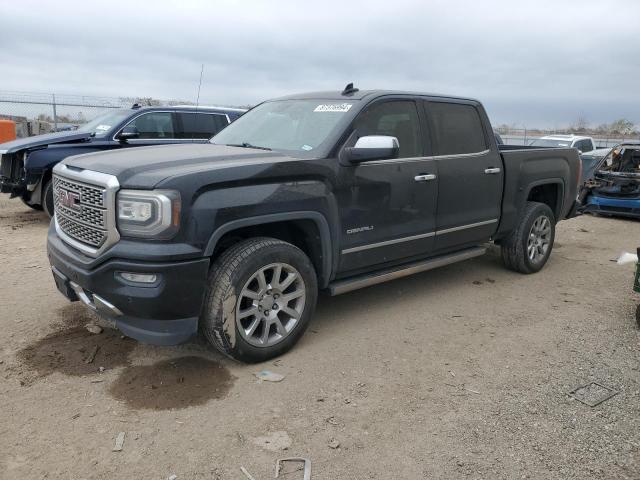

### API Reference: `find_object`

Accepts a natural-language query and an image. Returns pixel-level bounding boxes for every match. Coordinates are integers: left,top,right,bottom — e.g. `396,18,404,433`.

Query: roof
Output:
133,105,247,113
170,105,248,112
541,134,592,141
271,89,480,103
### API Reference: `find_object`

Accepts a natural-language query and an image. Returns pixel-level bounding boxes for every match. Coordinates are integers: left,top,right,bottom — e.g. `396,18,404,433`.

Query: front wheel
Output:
501,201,556,274
201,237,318,363
42,180,54,218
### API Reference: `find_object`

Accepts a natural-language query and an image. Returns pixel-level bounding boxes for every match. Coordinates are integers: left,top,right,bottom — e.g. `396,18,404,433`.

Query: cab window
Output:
428,102,487,155
353,101,423,158
177,113,229,139
124,112,176,139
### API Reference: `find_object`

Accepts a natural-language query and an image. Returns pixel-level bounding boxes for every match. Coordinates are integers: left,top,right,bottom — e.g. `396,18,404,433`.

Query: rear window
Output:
177,113,229,139
428,102,487,155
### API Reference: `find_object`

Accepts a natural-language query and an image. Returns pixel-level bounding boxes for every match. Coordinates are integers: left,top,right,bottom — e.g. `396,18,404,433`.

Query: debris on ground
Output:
254,370,286,382
239,466,256,480
251,431,292,452
616,252,638,265
328,439,340,449
86,324,103,335
569,382,619,407
276,458,311,480
98,366,105,373
113,431,126,452
326,416,338,425
168,475,177,480
84,345,99,364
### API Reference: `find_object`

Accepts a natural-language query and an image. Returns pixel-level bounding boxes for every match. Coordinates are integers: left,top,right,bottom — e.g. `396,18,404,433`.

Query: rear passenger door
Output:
424,100,503,252
175,112,230,141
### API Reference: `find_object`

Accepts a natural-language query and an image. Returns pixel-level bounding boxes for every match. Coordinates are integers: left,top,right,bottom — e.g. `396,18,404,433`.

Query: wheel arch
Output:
524,179,565,221
204,212,333,288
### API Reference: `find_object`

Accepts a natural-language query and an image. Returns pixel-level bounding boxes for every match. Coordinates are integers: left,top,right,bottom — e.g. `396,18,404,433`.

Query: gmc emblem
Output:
59,189,81,211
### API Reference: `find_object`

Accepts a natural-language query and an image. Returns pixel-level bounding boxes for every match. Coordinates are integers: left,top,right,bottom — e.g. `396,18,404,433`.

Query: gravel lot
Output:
0,197,639,479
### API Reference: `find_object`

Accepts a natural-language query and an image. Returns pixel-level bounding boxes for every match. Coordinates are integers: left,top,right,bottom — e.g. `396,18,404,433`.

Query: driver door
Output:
336,99,439,275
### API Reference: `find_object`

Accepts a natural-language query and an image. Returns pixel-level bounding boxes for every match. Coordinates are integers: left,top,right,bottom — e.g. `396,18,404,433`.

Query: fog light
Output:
118,272,157,284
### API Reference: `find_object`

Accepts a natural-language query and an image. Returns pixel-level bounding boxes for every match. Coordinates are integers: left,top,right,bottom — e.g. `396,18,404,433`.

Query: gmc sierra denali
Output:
47,85,581,362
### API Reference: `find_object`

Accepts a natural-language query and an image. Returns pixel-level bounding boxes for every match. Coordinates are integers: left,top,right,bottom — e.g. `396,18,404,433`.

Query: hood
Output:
0,131,92,154
62,143,296,188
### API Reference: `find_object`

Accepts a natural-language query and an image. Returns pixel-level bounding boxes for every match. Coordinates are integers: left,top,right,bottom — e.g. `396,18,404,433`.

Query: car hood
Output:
0,131,92,154
62,143,297,188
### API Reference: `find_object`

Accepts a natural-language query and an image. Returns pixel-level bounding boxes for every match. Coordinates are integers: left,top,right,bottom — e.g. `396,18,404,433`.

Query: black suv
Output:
0,104,246,216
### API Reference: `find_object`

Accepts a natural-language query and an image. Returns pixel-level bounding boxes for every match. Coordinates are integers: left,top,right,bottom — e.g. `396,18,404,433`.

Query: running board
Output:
328,246,486,295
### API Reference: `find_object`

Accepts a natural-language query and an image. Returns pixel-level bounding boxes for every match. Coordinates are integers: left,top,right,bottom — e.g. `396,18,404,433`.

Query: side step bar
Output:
328,246,486,295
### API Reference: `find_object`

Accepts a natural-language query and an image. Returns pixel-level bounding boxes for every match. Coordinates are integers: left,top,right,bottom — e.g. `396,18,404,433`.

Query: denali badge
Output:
59,189,81,211
346,225,374,234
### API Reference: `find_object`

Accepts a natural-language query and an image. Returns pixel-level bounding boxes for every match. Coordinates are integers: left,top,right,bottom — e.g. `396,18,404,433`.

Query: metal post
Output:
523,127,527,146
52,94,58,131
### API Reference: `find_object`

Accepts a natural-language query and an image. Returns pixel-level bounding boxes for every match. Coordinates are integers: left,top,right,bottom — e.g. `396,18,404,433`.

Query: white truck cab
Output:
529,135,596,153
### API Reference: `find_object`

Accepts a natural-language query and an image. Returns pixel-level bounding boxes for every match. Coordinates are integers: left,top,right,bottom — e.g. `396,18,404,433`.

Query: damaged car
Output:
579,142,640,218
0,104,246,217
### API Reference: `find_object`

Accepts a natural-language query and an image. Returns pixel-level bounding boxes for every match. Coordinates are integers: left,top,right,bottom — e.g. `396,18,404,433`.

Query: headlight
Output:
116,189,181,239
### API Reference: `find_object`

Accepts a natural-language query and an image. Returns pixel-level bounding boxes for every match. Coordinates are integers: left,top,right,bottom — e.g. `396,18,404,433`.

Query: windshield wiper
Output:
225,142,272,151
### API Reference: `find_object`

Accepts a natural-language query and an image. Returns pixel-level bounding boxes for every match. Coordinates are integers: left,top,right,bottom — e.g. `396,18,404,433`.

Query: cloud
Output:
0,0,638,126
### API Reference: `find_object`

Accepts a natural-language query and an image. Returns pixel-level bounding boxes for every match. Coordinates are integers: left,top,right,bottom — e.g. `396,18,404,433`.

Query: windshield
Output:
77,109,132,137
528,138,571,148
210,99,355,156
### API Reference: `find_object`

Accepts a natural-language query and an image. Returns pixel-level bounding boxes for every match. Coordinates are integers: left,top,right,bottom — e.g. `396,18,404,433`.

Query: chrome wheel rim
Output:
236,262,306,348
527,215,551,263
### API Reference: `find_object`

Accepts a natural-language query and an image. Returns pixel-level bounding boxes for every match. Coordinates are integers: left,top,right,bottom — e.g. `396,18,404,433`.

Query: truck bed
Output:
496,146,581,238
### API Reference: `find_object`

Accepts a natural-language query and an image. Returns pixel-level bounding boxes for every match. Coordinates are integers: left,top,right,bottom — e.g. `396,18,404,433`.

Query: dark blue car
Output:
0,104,246,216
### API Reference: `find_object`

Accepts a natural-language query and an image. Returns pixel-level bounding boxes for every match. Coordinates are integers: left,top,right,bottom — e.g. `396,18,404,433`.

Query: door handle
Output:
414,174,437,182
484,167,501,174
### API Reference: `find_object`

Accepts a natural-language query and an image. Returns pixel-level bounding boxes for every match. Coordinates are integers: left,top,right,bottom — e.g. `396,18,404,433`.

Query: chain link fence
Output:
0,91,197,138
494,126,640,149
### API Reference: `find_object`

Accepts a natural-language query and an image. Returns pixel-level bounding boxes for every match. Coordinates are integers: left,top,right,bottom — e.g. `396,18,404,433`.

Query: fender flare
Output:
203,211,334,288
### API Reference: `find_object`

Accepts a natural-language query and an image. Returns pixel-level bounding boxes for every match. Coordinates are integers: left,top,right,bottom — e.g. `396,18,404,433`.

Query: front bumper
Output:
47,223,210,345
582,194,640,219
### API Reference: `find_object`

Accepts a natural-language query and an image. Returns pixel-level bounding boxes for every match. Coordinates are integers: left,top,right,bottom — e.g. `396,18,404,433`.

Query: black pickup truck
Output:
0,104,246,216
47,86,581,362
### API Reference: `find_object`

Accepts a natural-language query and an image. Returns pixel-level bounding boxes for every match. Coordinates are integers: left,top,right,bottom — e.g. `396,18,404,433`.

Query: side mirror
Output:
344,135,400,163
116,125,140,142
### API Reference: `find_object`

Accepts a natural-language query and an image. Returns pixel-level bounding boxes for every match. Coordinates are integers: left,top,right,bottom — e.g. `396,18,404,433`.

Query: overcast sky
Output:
1,0,638,127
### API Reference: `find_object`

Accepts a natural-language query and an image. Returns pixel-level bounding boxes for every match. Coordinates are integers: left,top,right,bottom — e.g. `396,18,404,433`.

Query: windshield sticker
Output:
314,103,352,113
94,125,111,131
301,144,313,151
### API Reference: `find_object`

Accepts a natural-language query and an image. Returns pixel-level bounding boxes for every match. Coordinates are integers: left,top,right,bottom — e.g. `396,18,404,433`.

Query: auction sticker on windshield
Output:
314,103,352,113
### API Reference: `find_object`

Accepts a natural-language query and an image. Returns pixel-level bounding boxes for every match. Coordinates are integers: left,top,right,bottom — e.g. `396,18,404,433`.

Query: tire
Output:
501,201,556,274
21,199,43,211
201,237,318,363
42,180,54,218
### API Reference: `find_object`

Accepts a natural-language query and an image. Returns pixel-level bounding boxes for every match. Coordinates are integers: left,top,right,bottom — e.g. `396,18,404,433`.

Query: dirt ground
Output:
0,197,639,480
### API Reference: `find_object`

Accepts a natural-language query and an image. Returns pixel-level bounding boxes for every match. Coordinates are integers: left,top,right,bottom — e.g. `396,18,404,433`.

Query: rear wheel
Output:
501,201,556,274
201,237,318,362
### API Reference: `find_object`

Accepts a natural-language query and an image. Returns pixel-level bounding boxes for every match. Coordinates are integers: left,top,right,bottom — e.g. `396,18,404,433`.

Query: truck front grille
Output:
56,213,106,247
53,175,108,247
52,164,120,256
